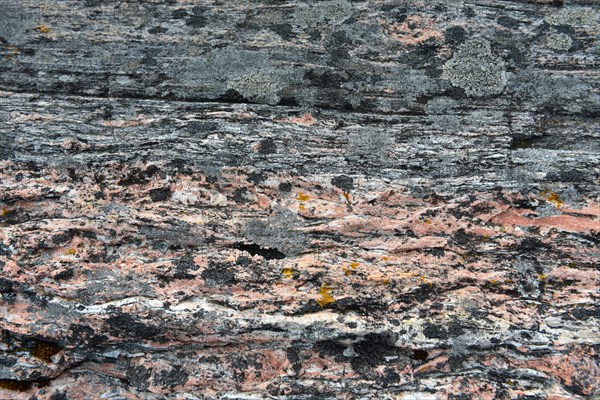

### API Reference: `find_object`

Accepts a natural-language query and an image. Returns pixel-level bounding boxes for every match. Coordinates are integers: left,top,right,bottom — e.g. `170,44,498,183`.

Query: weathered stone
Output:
1,0,599,398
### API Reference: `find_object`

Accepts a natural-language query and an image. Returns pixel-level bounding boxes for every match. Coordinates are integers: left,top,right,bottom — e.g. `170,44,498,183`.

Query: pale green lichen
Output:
294,0,352,28
442,38,507,97
544,30,572,52
178,47,305,106
227,72,283,105
545,7,597,26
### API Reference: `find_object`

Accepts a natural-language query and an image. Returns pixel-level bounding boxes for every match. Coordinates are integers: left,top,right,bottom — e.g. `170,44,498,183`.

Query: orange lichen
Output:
381,256,389,261
383,278,391,285
297,192,309,211
64,248,77,256
343,262,360,276
296,192,310,202
36,25,51,33
541,189,563,208
282,267,294,279
317,284,335,307
424,219,432,225
30,340,61,363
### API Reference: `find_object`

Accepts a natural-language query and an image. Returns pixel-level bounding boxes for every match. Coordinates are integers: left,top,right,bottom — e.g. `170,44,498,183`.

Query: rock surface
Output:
0,0,599,399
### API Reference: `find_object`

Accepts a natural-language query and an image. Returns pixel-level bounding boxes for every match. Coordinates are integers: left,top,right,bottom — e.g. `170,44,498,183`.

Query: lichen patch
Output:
317,284,335,307
442,38,507,97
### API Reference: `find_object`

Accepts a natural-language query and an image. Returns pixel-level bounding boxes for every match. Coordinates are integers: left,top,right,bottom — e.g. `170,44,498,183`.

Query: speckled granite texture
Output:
0,1,599,399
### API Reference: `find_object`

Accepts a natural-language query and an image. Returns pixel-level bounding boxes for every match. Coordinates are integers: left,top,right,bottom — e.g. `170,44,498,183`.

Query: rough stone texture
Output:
0,0,599,399
442,38,507,97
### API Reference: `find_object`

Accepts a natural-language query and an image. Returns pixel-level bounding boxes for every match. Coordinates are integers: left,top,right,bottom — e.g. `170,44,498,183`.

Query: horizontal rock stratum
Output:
1,0,599,399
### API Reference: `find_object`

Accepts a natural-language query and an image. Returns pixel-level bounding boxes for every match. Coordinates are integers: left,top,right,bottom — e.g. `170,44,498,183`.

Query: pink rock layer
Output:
0,161,598,399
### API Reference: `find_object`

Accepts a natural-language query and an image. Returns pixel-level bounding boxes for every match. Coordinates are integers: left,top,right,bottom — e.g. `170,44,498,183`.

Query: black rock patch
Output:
331,175,354,191
201,261,236,287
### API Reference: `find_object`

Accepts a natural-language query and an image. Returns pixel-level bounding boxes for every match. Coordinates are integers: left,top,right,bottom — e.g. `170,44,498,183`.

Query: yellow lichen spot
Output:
0,209,9,216
419,275,433,287
37,25,51,33
282,267,294,279
424,219,431,225
381,256,389,261
383,278,390,285
537,274,547,281
504,279,514,284
296,192,310,202
64,248,77,256
541,189,563,208
343,262,360,276
316,284,335,307
298,203,305,211
490,279,498,285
